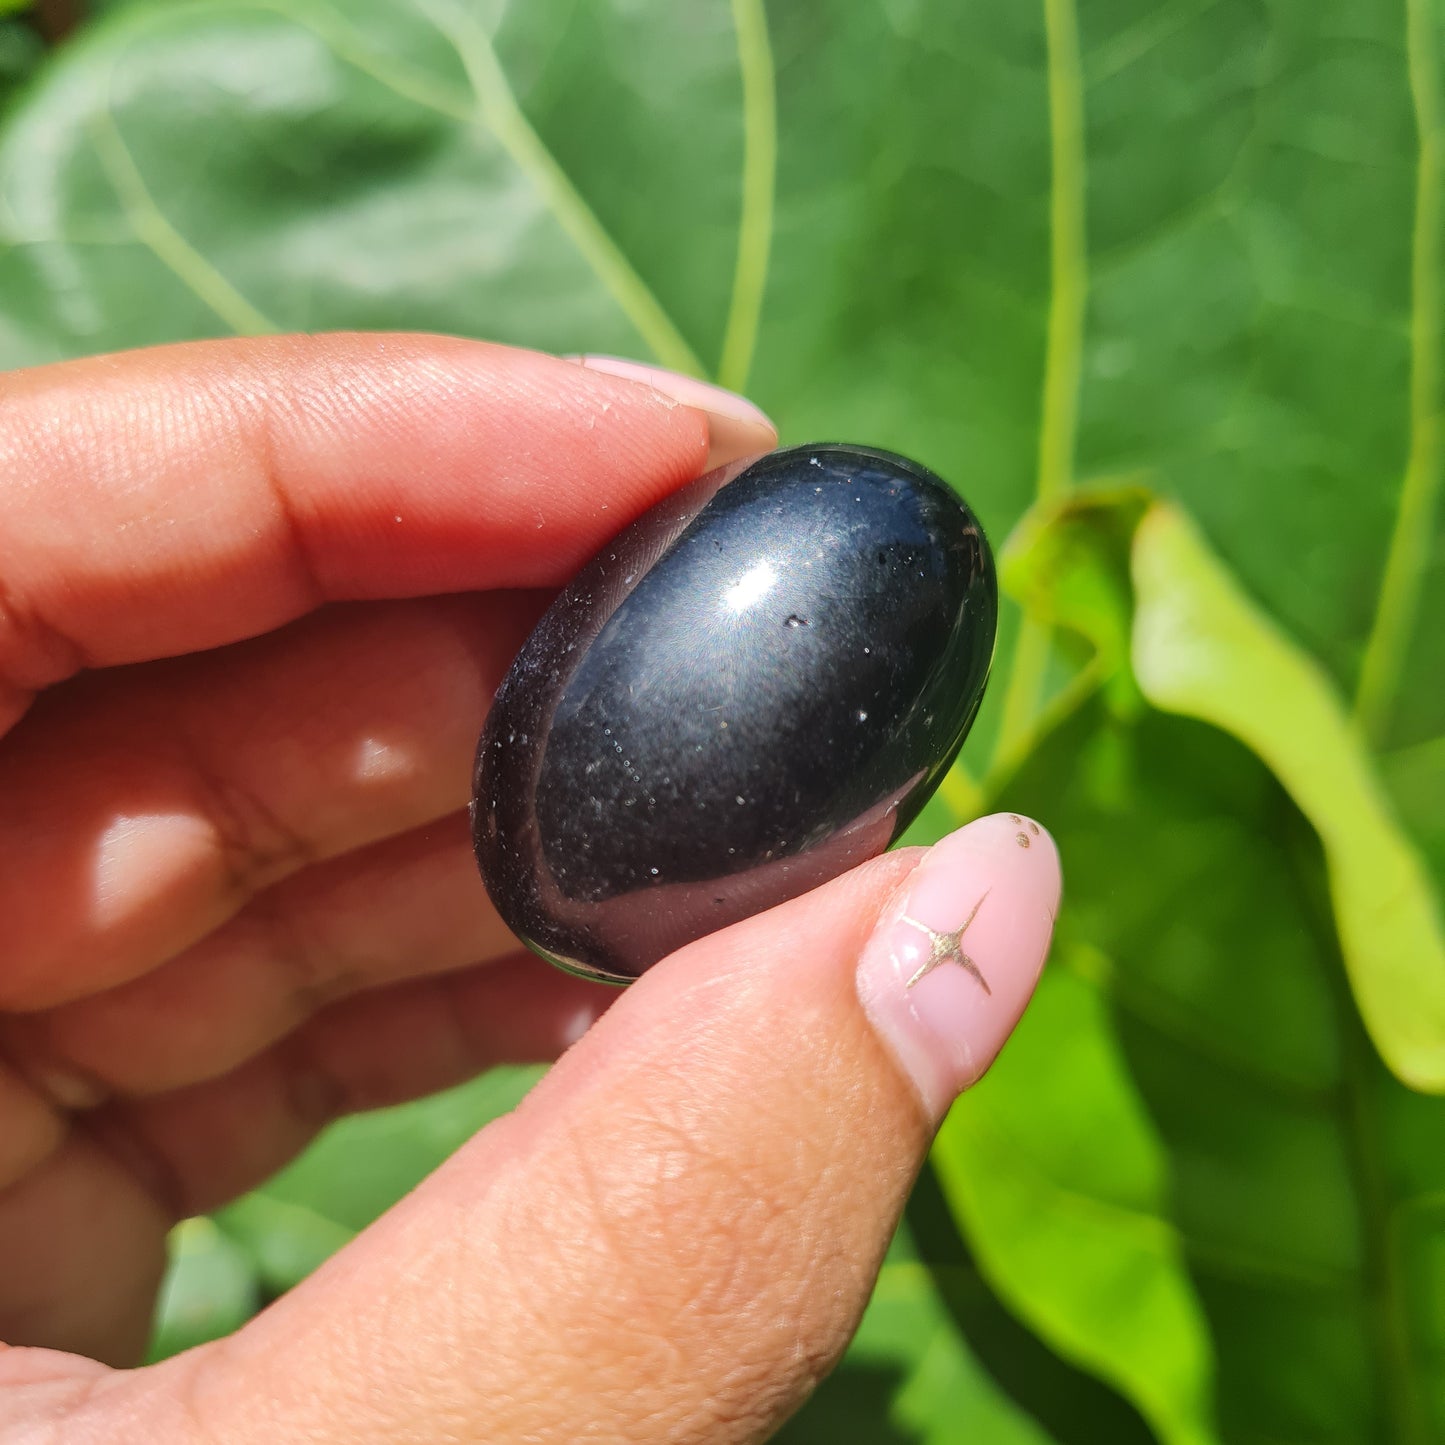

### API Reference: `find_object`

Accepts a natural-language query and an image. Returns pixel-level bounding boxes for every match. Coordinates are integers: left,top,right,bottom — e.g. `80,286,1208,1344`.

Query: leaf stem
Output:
1288,821,1430,1445
90,110,277,336
1354,0,1443,745
989,615,1055,782
1342,1023,1429,1445
716,0,776,392
936,757,985,821
1036,0,1088,509
990,0,1088,775
427,0,706,378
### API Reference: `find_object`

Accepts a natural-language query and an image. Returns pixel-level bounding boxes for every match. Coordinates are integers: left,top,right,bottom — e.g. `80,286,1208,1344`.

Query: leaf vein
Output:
89,109,277,337
1354,0,1444,743
278,0,703,375
990,0,1088,774
1037,0,1088,507
717,0,776,391
424,0,704,377
1083,0,1226,86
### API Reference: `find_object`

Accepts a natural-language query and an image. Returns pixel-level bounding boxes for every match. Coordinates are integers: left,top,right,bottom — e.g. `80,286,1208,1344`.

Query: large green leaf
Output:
0,0,741,365
955,694,1445,1443
2,0,1435,808
0,16,41,104
779,1237,1061,1445
3,0,1443,1437
1131,502,1445,1091
146,1216,259,1362
931,493,1445,1441
932,952,1219,1445
907,1147,1160,1445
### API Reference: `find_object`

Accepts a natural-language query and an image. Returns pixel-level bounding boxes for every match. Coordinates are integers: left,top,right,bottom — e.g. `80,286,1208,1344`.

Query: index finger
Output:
0,333,770,728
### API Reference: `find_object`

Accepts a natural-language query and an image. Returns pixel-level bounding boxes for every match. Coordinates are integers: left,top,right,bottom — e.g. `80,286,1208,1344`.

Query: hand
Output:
0,335,1060,1444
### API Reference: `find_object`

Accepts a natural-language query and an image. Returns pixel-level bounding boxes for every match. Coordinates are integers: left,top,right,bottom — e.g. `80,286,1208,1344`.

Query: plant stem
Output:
1354,0,1443,745
990,0,1088,775
717,0,776,392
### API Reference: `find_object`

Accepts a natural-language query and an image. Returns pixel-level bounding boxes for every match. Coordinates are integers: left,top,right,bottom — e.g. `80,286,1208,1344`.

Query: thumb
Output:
126,811,1061,1443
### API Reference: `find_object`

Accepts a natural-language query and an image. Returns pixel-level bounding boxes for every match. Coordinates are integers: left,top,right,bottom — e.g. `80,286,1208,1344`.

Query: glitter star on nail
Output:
900,889,991,993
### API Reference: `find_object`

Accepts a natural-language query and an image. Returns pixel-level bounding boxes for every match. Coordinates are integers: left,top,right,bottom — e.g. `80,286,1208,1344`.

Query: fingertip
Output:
857,812,1061,1120
0,334,721,683
567,354,778,470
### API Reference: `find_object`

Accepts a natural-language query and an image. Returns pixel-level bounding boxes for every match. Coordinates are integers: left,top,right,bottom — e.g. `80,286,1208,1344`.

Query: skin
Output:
0,335,1054,1444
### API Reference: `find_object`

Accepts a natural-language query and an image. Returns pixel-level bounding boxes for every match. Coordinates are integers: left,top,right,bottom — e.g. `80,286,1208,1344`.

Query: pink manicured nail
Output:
569,355,777,470
858,812,1061,1120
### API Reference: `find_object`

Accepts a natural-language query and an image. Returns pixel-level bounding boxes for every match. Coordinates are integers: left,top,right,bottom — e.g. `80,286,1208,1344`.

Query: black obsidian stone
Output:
471,443,997,983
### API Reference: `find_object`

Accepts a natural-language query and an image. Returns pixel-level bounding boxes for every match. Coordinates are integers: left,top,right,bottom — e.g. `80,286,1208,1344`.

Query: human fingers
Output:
0,593,541,1010
0,333,774,735
108,812,1061,1445
1,810,514,1103
85,952,614,1222
0,956,611,1364
0,1129,167,1367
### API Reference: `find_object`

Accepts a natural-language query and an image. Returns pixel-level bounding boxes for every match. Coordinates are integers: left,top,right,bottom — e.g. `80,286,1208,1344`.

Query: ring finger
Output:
1,809,519,1104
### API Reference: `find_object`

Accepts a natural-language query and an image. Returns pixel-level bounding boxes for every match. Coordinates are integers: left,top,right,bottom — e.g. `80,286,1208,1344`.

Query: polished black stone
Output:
471,443,997,983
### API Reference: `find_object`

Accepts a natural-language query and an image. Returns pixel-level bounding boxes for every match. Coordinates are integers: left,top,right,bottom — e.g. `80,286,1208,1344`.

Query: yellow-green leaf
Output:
1132,502,1445,1092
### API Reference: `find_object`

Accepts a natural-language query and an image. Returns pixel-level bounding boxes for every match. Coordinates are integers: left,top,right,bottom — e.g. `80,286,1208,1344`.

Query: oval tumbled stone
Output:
471,443,997,983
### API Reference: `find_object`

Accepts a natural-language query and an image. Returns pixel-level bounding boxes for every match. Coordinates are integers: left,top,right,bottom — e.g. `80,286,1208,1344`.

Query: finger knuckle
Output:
180,747,317,905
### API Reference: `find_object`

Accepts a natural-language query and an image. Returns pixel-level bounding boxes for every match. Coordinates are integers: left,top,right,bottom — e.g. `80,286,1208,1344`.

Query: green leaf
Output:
1013,701,1445,1444
0,18,41,101
1131,502,1445,1092
146,1216,259,1362
214,1192,355,1297
7,1,1445,1437
1382,733,1445,889
0,0,749,369
945,494,1445,1441
779,1245,1060,1445
256,1064,543,1233
0,0,1438,811
907,1164,1158,1445
932,953,1218,1445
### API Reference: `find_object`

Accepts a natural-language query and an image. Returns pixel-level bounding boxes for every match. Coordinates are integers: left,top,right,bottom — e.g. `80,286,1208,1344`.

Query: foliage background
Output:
1,0,1443,1439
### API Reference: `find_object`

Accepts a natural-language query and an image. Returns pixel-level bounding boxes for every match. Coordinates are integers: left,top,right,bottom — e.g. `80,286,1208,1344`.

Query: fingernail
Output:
857,812,1061,1121
569,354,777,471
